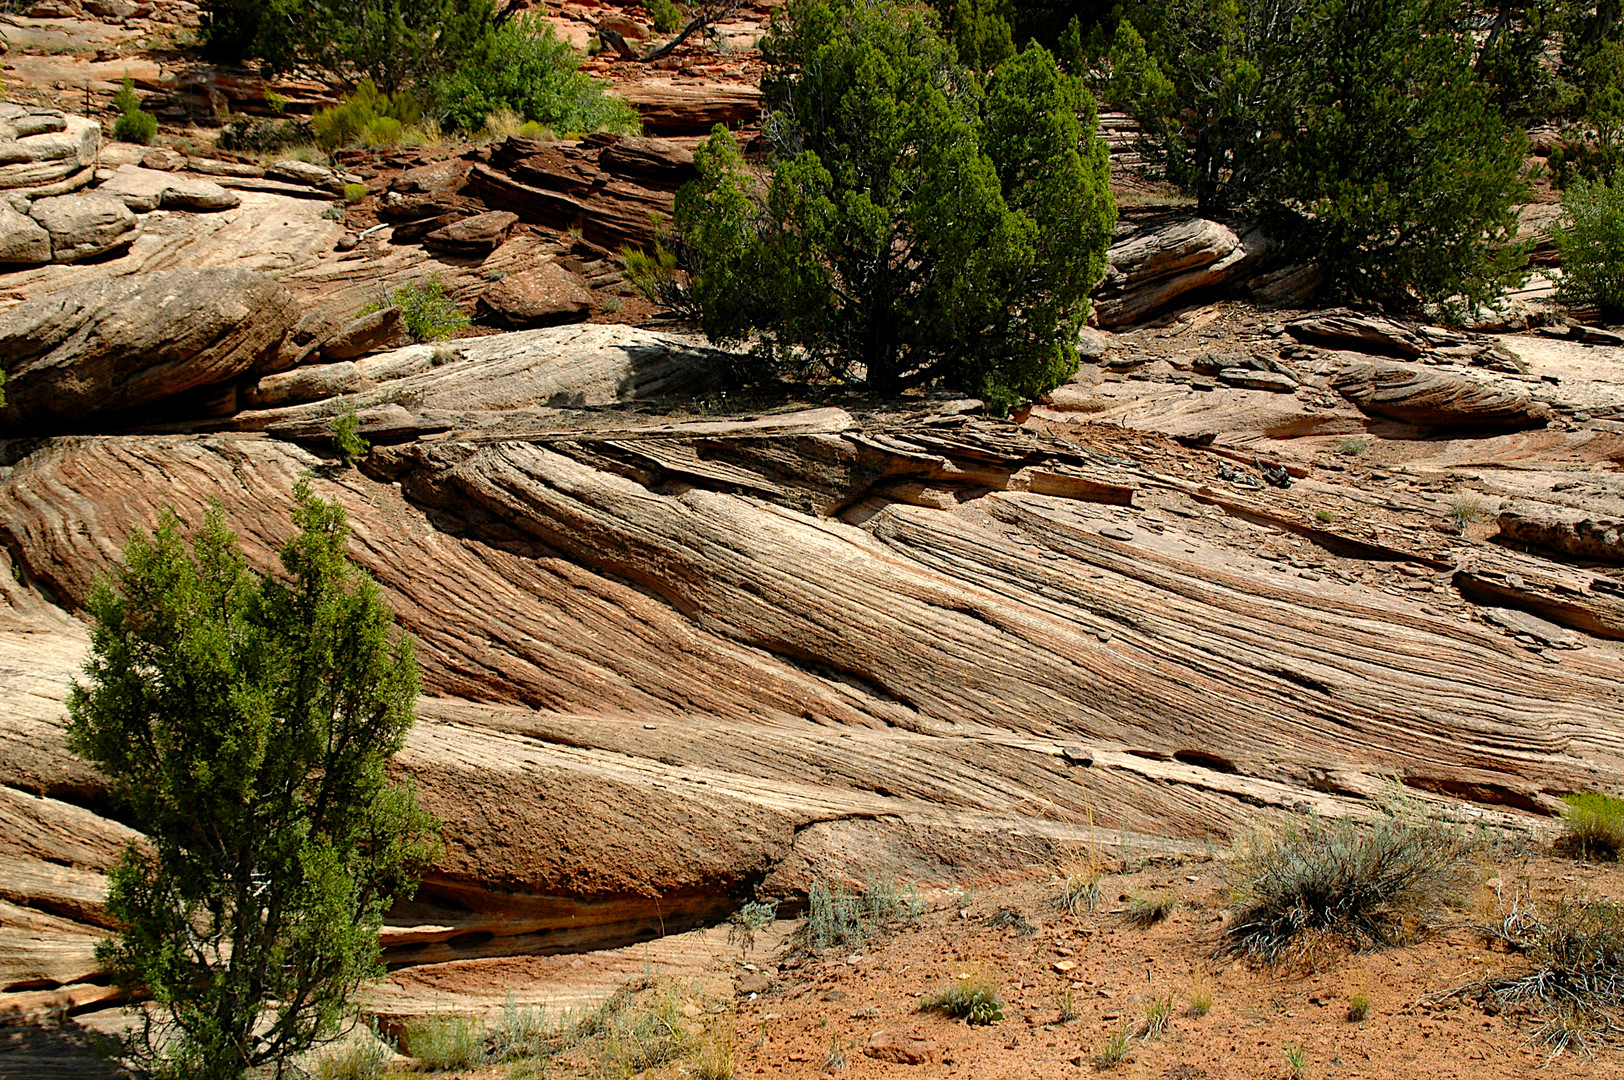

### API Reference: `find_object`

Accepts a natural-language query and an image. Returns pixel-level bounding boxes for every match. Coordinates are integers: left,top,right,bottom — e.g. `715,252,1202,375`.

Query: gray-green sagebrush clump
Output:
672,0,1115,413
67,482,440,1080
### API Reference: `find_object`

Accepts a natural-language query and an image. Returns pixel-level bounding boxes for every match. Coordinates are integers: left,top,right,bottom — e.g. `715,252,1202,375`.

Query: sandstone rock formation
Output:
0,203,52,264
96,164,242,213
0,106,99,193
478,263,594,327
0,268,298,429
1331,361,1553,431
1093,218,1269,327
27,193,139,263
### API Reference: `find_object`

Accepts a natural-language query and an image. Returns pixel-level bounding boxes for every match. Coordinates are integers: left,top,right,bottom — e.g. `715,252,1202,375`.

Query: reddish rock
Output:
424,209,519,255
478,263,594,327
865,1030,937,1065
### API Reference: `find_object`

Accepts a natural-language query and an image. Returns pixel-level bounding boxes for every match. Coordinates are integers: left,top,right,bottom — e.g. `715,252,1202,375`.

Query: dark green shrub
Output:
331,406,370,466
647,0,685,34
1107,0,1528,314
1559,790,1624,860
111,76,158,145
675,0,1115,412
434,16,641,136
1552,182,1624,321
1222,804,1471,963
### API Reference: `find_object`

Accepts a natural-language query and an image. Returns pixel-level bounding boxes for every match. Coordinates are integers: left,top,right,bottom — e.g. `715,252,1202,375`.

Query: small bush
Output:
264,89,288,114
1052,853,1102,916
1553,179,1624,321
331,406,370,466
403,1013,484,1069
920,976,1003,1025
435,16,641,136
1126,892,1175,928
648,0,685,34
1336,438,1368,457
1346,991,1370,1022
1559,791,1624,861
1221,802,1472,963
1314,509,1335,524
364,275,470,342
343,182,368,204
111,76,158,145
1187,971,1212,1017
312,79,421,150
726,899,777,953
803,875,923,952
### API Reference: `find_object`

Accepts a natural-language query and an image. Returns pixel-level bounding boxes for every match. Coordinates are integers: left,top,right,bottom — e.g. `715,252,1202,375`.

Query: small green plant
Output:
313,1020,391,1080
1336,438,1368,457
1447,495,1492,527
1126,892,1175,928
364,275,470,342
1053,857,1102,916
803,876,923,952
486,993,557,1063
920,976,1003,1025
343,182,368,204
264,89,288,114
1552,179,1624,320
312,80,422,150
1222,798,1473,964
112,75,158,144
403,1013,484,1069
331,406,370,467
1139,994,1173,1038
822,1034,846,1073
1093,1026,1132,1069
601,296,623,314
1559,791,1624,861
1346,991,1370,1022
1283,1043,1307,1077
1056,988,1079,1022
726,899,778,953
1314,508,1335,524
648,0,685,34
1187,970,1212,1017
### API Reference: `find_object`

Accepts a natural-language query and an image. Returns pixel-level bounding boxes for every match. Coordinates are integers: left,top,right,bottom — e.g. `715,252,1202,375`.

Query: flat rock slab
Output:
478,263,593,327
27,192,139,263
0,202,51,264
95,163,241,212
0,113,99,190
0,267,298,430
1331,361,1553,432
424,209,519,255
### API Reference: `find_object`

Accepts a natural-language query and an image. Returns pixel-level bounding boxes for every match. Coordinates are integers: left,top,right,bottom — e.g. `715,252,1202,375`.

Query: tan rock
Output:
0,202,51,264
28,192,139,262
1331,361,1552,432
95,164,242,213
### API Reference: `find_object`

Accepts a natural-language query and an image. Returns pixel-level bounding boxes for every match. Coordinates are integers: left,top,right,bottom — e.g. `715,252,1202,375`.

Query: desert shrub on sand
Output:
920,975,1004,1024
1221,801,1471,963
1126,891,1176,927
804,875,924,952
1559,791,1624,861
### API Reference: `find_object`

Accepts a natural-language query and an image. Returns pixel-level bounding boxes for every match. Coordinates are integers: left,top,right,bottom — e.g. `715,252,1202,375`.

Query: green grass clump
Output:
343,182,368,204
1346,991,1370,1022
402,1013,484,1069
1093,1026,1132,1069
313,1022,391,1080
1447,495,1492,527
803,875,924,953
363,275,470,343
1559,791,1624,861
1126,892,1176,928
920,976,1003,1025
1336,438,1368,457
1139,994,1173,1037
1221,801,1472,964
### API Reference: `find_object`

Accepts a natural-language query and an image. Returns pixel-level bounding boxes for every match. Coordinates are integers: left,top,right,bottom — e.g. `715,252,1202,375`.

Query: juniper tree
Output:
67,481,438,1080
673,0,1115,411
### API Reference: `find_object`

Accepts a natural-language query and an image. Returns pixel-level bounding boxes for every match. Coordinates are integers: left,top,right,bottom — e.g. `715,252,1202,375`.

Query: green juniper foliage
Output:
1104,0,1528,314
67,484,439,1080
674,0,1115,412
1553,179,1624,319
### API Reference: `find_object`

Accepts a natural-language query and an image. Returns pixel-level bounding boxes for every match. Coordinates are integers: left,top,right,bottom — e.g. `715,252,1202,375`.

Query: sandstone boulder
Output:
1330,361,1553,432
1093,218,1269,327
478,263,593,327
267,159,344,193
1497,505,1624,566
865,1030,937,1065
96,164,242,212
140,147,187,172
423,209,519,255
254,362,366,408
0,202,51,264
321,306,407,361
0,112,99,191
1288,310,1428,357
0,268,299,430
27,193,139,262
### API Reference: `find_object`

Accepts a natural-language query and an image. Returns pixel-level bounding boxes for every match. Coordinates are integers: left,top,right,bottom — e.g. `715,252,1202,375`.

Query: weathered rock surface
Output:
27,193,139,263
0,109,99,191
0,268,298,429
478,263,593,327
1289,310,1428,357
320,305,406,361
1331,361,1553,431
1093,218,1268,327
95,163,242,213
423,209,518,255
1497,504,1624,565
0,203,51,264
